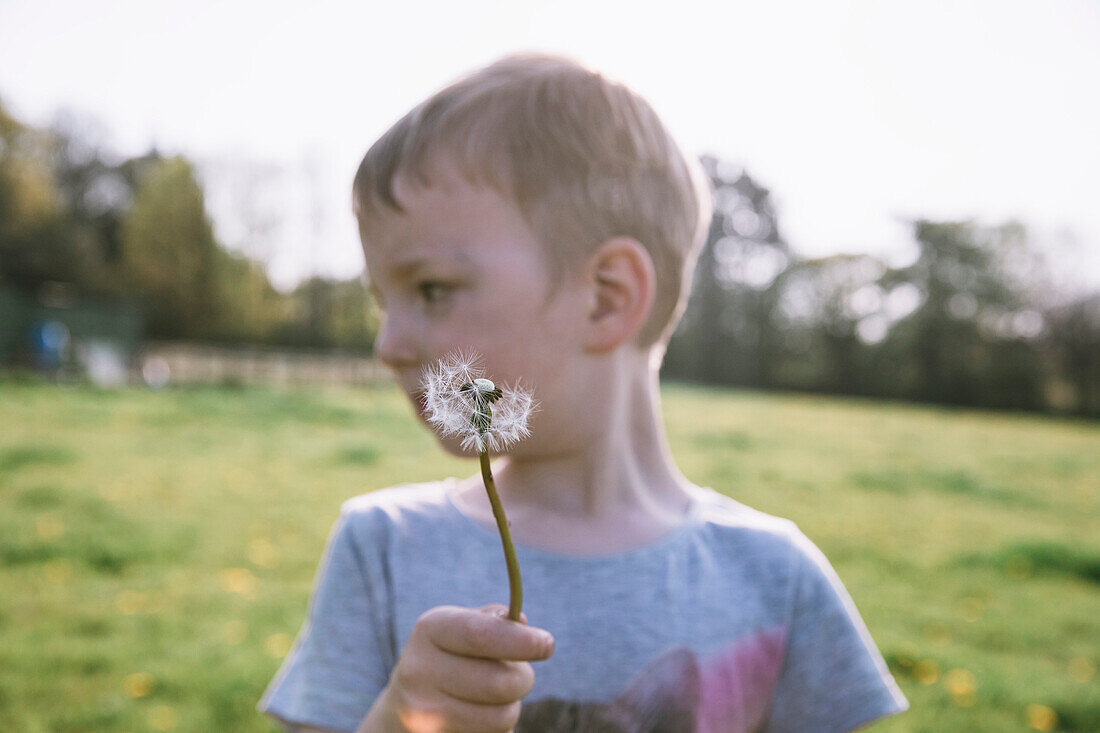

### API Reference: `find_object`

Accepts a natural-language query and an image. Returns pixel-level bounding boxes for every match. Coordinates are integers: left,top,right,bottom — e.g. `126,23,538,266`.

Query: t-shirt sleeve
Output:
762,529,909,733
257,507,394,733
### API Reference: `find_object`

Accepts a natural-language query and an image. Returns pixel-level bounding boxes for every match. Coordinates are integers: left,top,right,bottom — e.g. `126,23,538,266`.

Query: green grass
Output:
1,378,1097,732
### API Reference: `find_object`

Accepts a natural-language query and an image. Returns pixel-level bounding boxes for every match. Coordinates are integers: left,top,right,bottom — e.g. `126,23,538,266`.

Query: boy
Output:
259,52,910,733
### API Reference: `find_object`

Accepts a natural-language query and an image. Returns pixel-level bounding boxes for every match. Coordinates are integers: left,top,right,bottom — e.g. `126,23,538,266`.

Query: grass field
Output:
1,375,1097,732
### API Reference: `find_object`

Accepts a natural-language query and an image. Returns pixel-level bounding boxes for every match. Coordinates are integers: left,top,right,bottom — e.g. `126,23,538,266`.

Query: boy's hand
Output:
362,603,555,733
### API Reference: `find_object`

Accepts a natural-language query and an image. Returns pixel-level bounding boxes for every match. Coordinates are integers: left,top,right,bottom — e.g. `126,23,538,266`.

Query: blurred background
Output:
1,0,1097,412
1,1,1097,732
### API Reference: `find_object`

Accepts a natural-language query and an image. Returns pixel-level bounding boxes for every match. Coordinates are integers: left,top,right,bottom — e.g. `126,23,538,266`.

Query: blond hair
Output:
353,51,713,347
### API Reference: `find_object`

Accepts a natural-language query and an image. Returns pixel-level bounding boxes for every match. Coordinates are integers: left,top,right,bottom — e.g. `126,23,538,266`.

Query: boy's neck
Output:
454,351,702,552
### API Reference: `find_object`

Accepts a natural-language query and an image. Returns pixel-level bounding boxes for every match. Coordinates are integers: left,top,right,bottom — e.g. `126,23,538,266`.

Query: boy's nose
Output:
374,314,419,370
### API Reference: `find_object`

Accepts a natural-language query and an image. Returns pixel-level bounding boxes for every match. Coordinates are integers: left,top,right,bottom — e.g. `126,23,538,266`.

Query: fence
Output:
139,342,389,387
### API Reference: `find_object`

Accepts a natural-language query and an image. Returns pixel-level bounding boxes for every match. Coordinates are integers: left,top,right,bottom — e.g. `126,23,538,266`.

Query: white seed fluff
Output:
420,350,535,453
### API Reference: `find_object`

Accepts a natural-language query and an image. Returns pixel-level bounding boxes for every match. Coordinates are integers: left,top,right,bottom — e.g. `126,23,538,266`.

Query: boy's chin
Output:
433,435,520,460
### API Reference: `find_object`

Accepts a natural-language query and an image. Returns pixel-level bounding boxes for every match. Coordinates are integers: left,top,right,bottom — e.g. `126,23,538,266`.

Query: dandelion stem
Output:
478,450,522,621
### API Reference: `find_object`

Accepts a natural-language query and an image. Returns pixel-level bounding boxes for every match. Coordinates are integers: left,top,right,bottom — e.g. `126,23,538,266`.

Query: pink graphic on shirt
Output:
516,626,788,732
696,625,788,733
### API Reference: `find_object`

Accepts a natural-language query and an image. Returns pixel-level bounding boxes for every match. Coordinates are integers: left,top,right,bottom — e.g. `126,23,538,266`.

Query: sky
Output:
1,0,1098,294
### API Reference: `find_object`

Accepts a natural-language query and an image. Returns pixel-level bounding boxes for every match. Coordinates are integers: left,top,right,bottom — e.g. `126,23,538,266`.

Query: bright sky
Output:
2,0,1098,293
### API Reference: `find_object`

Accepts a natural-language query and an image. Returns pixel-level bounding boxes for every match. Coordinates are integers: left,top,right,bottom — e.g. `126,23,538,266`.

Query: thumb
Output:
479,603,528,625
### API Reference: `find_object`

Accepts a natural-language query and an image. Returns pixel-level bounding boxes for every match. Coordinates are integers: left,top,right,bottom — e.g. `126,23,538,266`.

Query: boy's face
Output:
359,157,589,457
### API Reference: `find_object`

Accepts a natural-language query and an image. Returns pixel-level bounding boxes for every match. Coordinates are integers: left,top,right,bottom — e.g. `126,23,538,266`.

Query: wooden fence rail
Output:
139,342,389,387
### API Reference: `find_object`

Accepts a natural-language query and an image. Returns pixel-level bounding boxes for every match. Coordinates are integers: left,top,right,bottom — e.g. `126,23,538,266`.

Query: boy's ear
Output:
582,237,656,353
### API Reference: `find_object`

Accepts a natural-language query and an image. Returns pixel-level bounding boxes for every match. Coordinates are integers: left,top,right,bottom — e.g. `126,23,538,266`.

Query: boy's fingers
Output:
427,606,553,661
433,656,536,705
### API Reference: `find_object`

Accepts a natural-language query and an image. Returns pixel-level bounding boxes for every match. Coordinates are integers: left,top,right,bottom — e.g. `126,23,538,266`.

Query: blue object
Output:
30,320,70,370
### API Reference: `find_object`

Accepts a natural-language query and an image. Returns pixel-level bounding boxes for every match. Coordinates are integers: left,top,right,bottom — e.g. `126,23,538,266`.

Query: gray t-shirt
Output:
258,479,909,732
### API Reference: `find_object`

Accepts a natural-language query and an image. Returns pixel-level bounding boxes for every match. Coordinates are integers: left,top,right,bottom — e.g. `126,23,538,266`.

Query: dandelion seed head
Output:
419,351,536,454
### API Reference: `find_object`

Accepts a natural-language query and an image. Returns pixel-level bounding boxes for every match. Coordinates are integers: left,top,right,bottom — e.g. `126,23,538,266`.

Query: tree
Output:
774,253,888,395
120,157,224,338
664,155,792,387
274,275,378,352
208,252,287,343
1042,294,1100,416
877,219,1045,409
0,100,75,290
0,102,163,297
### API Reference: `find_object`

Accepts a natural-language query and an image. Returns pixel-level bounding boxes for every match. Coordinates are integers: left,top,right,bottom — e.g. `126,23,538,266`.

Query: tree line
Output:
662,156,1099,416
0,102,377,352
1,103,1096,415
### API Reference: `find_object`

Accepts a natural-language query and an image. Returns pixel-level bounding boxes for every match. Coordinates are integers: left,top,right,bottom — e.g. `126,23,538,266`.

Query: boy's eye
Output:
418,282,453,304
